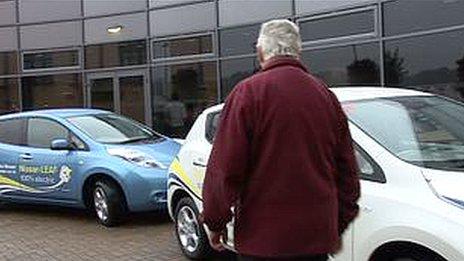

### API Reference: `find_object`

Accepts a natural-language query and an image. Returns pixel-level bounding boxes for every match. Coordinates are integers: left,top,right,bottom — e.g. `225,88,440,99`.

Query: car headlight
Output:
107,148,166,169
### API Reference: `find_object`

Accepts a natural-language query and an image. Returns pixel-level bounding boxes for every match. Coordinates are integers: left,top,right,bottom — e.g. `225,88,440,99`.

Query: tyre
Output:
92,179,126,227
175,197,212,259
376,245,446,261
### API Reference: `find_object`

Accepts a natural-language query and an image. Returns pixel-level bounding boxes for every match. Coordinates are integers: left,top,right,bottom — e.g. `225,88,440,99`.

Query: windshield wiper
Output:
119,136,164,144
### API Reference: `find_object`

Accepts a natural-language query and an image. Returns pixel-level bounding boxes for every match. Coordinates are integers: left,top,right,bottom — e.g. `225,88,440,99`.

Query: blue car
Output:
0,109,181,226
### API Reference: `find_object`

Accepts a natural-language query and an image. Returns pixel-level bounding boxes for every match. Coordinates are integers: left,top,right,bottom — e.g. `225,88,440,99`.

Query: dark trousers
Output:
238,254,328,261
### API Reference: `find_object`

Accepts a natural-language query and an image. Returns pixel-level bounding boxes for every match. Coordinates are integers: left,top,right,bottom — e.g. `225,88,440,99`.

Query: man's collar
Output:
261,56,309,73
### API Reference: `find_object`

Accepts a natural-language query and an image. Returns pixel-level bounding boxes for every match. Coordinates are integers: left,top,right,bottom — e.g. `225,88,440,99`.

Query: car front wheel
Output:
175,197,212,259
93,179,126,227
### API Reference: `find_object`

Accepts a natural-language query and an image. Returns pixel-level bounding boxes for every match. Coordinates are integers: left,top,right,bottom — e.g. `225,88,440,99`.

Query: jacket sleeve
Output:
202,84,253,232
329,91,361,235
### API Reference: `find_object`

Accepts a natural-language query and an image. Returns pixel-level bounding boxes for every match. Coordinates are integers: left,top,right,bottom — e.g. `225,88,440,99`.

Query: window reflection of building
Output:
220,57,259,99
152,62,217,138
0,51,17,75
0,78,19,114
384,29,464,102
302,43,380,87
85,40,146,69
21,74,83,111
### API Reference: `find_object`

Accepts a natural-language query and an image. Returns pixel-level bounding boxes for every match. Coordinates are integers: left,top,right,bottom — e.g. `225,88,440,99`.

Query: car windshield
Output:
67,114,163,144
344,96,464,171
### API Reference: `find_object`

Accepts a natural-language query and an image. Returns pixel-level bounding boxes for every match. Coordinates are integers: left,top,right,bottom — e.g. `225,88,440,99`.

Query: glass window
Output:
220,57,259,99
219,24,260,56
0,118,26,146
27,118,69,149
345,96,464,171
120,75,145,123
152,62,218,138
68,114,161,144
90,78,114,111
0,51,18,75
384,0,464,36
302,42,380,87
23,50,79,70
206,111,221,144
299,9,376,43
296,0,372,16
0,78,19,115
153,35,213,59
21,74,83,111
384,30,464,103
85,40,146,69
150,0,205,8
355,150,374,177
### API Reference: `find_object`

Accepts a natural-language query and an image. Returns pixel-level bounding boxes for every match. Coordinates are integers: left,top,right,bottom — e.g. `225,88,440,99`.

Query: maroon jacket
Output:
202,57,360,257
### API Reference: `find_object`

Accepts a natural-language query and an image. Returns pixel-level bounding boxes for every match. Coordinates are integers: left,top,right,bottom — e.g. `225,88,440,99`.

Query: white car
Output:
167,87,464,261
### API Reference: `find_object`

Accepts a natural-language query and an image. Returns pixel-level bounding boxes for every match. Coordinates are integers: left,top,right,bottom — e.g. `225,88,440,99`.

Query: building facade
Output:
0,0,464,138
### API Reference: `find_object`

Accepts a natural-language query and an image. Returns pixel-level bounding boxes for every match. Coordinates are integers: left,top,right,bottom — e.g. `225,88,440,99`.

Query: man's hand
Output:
208,230,226,252
199,213,226,252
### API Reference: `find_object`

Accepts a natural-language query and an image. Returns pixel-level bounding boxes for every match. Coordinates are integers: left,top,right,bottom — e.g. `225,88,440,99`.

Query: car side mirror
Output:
51,139,73,151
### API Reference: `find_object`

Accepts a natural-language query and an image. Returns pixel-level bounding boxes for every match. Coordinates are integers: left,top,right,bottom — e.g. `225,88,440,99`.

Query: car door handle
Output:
20,153,33,161
193,159,207,168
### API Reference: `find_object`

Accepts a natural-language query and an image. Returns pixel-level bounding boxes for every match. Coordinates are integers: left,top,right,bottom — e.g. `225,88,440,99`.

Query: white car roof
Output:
201,87,432,114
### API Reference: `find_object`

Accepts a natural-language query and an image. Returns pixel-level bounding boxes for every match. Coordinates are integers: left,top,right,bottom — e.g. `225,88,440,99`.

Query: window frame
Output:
151,32,216,62
354,142,386,183
21,48,81,73
25,116,88,151
297,6,378,47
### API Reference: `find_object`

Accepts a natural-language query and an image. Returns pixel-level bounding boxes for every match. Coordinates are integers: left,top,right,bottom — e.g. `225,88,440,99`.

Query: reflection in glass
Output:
90,78,114,111
152,62,218,138
220,57,259,99
383,0,464,36
21,74,83,110
153,35,213,59
302,43,380,86
23,50,79,70
384,30,464,102
345,96,464,171
85,40,146,69
120,75,145,123
0,78,19,114
0,51,17,75
220,24,260,56
299,9,375,43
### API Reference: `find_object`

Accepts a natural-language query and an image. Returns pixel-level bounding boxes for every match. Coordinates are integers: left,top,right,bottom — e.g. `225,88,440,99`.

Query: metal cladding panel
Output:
85,13,148,45
219,0,292,27
20,21,82,50
150,2,215,37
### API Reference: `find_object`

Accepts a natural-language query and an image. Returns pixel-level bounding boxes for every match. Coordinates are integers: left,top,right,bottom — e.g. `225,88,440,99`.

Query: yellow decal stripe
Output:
170,158,202,198
0,175,35,190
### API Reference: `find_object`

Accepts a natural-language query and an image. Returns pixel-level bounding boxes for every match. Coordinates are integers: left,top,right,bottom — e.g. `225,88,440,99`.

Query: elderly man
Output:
202,19,360,260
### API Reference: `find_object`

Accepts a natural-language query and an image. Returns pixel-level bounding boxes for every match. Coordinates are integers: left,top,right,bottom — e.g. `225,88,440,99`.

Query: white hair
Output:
256,19,302,61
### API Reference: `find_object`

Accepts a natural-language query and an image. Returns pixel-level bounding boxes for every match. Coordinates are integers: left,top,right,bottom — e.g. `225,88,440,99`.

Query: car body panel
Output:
0,109,181,212
168,87,464,261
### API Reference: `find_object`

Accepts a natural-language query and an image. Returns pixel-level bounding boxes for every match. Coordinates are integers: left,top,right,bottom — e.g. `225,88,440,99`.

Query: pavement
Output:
0,203,235,261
